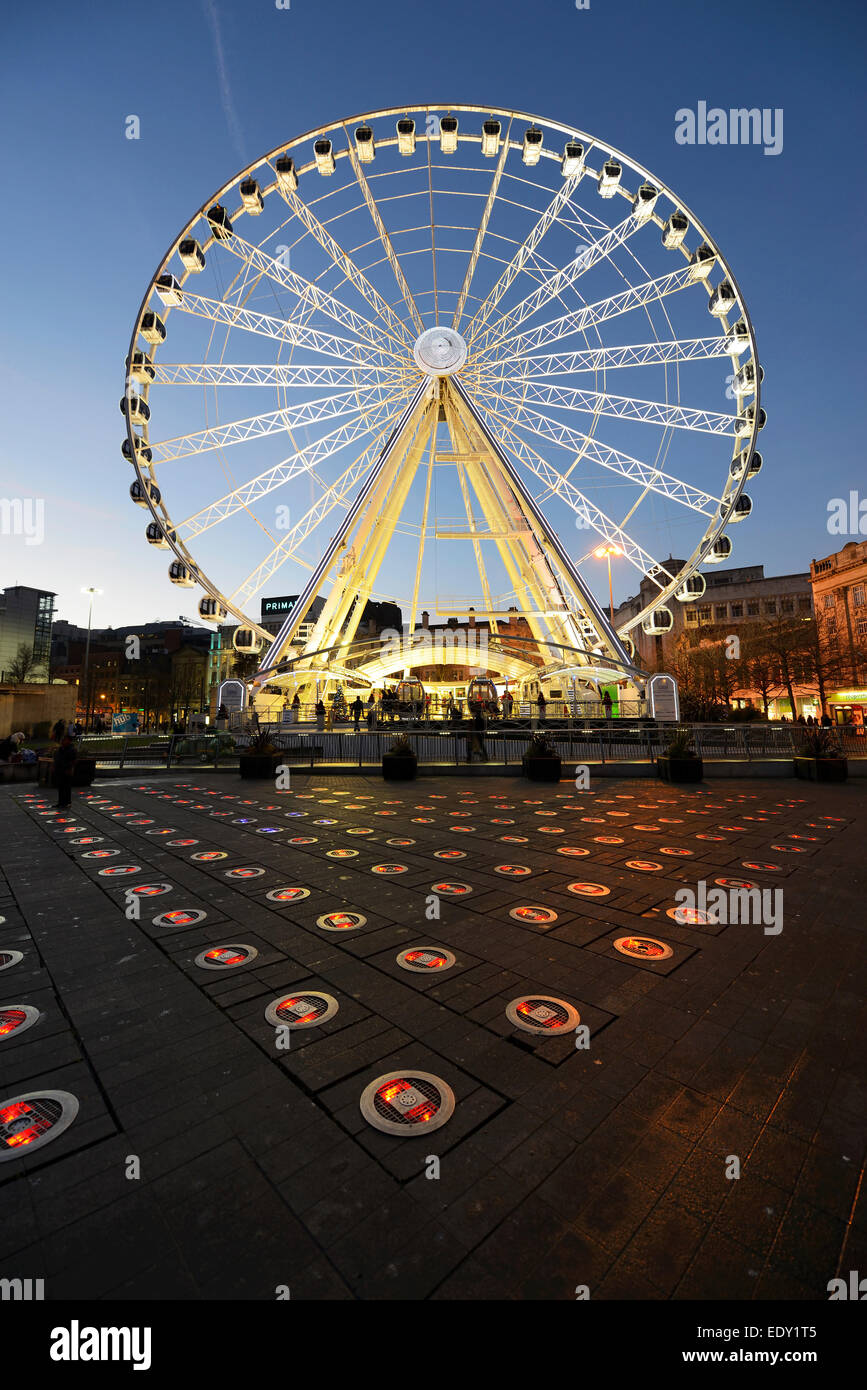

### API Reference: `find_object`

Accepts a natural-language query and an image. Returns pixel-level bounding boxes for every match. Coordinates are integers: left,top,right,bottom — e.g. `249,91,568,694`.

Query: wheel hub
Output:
413,326,468,376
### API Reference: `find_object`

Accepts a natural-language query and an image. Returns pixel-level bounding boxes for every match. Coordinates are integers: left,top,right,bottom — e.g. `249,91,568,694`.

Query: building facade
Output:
0,586,56,681
810,539,867,728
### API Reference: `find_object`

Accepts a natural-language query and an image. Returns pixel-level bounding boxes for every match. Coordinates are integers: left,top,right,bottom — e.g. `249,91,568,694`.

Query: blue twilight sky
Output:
1,0,865,632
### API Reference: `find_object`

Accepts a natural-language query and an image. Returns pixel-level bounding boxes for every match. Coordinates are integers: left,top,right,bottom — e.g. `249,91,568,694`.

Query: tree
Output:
5,643,43,684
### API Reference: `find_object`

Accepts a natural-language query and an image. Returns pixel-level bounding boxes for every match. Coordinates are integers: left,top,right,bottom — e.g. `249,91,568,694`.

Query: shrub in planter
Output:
794,727,847,783
382,733,417,781
239,730,280,780
657,727,703,783
522,731,561,782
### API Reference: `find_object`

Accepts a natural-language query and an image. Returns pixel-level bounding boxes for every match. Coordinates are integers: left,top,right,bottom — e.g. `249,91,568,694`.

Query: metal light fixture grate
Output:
360,1071,455,1136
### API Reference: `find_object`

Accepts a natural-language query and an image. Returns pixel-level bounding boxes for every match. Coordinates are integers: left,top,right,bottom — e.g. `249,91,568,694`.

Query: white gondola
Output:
734,361,762,396
706,534,732,563
179,237,206,272
126,349,154,385
139,310,166,344
120,393,150,425
439,115,458,154
355,125,375,162
314,139,335,175
620,634,635,659
724,317,749,354
730,448,763,479
396,118,416,157
560,141,584,179
641,605,673,634
146,522,170,548
662,210,689,249
735,403,766,437
676,573,706,602
274,153,298,193
597,157,622,198
688,242,716,281
522,126,543,165
730,494,752,522
121,436,152,465
156,273,183,307
199,596,228,623
233,627,264,653
168,560,195,587
481,118,501,157
206,204,233,240
239,177,264,214
632,182,658,223
708,279,736,317
130,479,160,508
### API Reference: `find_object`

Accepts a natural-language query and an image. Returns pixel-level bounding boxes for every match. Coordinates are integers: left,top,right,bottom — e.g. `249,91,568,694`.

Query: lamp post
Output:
80,587,102,732
594,545,622,627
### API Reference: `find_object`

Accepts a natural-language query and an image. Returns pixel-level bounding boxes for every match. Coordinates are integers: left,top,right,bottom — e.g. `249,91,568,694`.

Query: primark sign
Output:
261,595,297,619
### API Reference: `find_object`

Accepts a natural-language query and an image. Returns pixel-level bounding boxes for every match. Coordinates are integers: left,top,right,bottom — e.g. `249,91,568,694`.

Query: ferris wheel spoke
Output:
490,336,731,378
463,172,589,344
471,403,673,588
472,215,644,357
176,390,411,541
344,137,425,334
452,122,512,332
149,387,389,466
475,265,695,364
472,389,719,516
491,379,737,437
269,175,417,350
215,230,408,357
231,430,392,604
172,292,395,365
150,362,409,388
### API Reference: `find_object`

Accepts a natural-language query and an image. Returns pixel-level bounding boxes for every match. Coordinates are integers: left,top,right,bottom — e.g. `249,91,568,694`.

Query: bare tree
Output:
5,643,43,684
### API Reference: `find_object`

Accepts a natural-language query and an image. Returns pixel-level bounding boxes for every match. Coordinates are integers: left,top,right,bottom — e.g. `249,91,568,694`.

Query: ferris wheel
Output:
123,103,763,691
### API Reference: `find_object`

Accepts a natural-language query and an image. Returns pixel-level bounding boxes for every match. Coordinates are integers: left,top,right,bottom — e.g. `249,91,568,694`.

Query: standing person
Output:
602,690,613,721
469,709,488,763
54,735,77,809
51,718,66,743
502,688,513,720
537,691,547,727
315,699,326,731
352,695,363,731
366,693,376,731
290,693,300,725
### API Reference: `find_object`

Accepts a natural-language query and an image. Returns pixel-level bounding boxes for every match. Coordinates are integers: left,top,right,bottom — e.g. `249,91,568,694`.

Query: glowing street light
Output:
594,545,622,626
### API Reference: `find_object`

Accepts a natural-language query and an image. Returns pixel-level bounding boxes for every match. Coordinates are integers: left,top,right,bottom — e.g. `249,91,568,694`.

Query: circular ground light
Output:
371,864,408,875
714,876,758,890
386,838,415,847
70,836,103,845
626,859,663,872
98,865,142,878
225,867,266,880
499,835,529,844
450,825,476,833
695,833,725,841
191,851,227,862
194,944,258,970
431,881,472,896
127,883,173,898
266,886,311,903
152,908,207,928
316,911,366,932
666,905,718,926
509,905,558,925
265,992,338,1028
770,844,807,854
434,849,466,860
538,827,565,835
0,952,24,973
288,837,317,845
168,838,198,847
326,848,359,859
346,828,374,836
659,847,693,857
557,846,590,857
614,935,673,961
0,1005,42,1040
81,849,119,859
593,835,624,845
506,996,580,1035
359,1071,455,1137
396,947,456,973
494,864,532,877
567,881,611,898
741,861,781,873
0,1090,79,1161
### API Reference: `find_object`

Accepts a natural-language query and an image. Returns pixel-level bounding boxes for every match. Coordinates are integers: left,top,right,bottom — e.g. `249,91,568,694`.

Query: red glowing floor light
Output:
0,1091,79,1162
264,992,339,1027
506,995,580,1035
397,947,456,973
195,944,258,970
0,1006,41,1038
359,1071,455,1136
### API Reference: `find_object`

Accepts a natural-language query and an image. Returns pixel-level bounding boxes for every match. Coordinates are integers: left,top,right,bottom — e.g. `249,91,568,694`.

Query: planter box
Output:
239,754,281,780
657,755,703,783
382,753,417,781
522,754,562,783
37,756,96,787
793,756,847,783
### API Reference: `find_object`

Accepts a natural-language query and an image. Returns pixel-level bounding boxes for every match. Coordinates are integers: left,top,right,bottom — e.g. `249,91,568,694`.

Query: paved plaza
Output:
1,772,865,1301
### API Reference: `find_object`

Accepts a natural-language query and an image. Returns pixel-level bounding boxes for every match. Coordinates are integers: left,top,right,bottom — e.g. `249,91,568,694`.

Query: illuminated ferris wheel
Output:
122,103,763,691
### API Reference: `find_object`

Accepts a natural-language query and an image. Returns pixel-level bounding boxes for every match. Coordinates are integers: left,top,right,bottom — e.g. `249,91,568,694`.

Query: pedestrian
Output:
468,709,488,763
366,693,376,731
51,718,66,743
54,735,77,809
797,713,806,725
290,693,300,725
821,712,832,727
315,699,326,731
602,691,613,721
502,689,513,719
352,696,363,730
537,691,547,726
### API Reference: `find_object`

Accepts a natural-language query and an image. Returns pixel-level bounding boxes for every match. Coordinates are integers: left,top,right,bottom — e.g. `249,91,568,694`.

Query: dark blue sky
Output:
2,0,864,629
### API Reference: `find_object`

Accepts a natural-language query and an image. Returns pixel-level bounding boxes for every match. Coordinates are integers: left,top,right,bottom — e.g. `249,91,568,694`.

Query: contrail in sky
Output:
200,0,246,163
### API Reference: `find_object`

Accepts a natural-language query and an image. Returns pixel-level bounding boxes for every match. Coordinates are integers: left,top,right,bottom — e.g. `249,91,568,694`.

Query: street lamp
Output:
594,545,622,626
81,586,102,732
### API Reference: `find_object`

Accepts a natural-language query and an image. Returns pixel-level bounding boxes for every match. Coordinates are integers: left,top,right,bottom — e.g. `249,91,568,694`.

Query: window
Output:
781,598,794,613
685,609,698,624
854,585,865,607
858,619,867,638
799,597,812,611
730,603,743,617
714,605,728,620
747,601,760,616
824,593,835,610
764,601,777,614
698,606,711,623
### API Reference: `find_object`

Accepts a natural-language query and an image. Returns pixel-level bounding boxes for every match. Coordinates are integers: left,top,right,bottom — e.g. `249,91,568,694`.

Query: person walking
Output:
366,693,376,731
537,691,547,727
51,718,66,743
502,689,513,720
54,735,77,809
352,696,363,731
602,690,613,721
315,700,326,731
468,709,488,763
